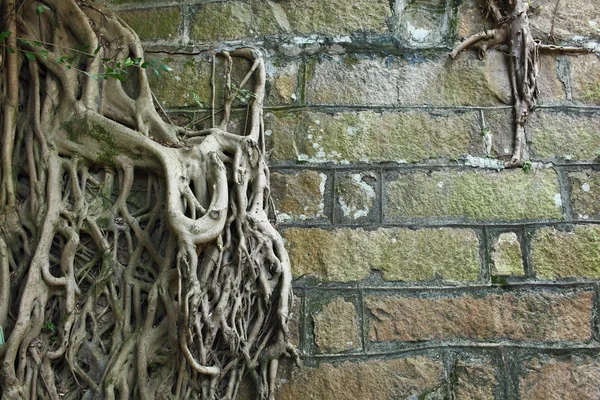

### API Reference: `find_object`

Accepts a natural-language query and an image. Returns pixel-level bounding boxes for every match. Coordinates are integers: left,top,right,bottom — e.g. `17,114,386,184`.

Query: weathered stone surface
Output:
335,172,377,222
190,0,391,42
306,52,513,106
482,109,515,158
283,228,480,282
571,54,600,105
366,291,594,342
530,0,600,41
384,168,562,221
393,0,449,47
453,358,497,400
457,0,493,39
118,7,180,40
312,297,360,353
265,110,485,164
265,61,300,106
491,232,524,276
520,355,600,400
531,225,600,279
271,170,327,223
569,170,600,218
276,356,446,400
288,295,301,347
528,111,600,160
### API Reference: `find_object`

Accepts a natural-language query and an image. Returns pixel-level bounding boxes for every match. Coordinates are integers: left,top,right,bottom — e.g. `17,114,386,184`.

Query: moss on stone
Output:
271,171,326,222
532,225,600,279
385,168,562,221
283,227,480,282
491,232,524,276
569,170,600,218
118,7,180,40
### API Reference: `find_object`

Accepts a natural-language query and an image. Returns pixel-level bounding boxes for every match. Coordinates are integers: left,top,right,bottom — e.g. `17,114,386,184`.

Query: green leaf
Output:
24,52,36,61
6,47,15,54
36,4,50,16
0,31,12,42
34,41,42,47
140,61,150,68
80,45,90,52
160,64,173,72
94,44,102,55
82,71,99,81
17,38,35,47
65,65,72,70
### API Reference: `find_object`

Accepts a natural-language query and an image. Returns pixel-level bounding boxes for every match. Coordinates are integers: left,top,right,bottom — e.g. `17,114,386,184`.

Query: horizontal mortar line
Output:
535,105,600,112
278,220,600,230
106,2,181,12
293,281,599,293
268,162,600,171
306,343,600,361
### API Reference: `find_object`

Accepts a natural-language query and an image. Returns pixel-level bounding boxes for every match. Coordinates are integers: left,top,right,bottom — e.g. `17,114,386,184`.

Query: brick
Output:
271,170,327,223
306,52,512,106
335,172,378,223
265,61,300,106
457,0,493,39
520,355,600,400
530,0,600,42
392,0,449,46
569,170,600,219
276,356,446,400
312,297,360,353
453,358,498,400
531,225,600,279
384,168,562,222
366,290,594,343
118,7,180,40
283,227,480,282
491,232,524,276
528,111,600,161
288,295,302,348
571,54,600,105
190,0,391,42
265,110,485,164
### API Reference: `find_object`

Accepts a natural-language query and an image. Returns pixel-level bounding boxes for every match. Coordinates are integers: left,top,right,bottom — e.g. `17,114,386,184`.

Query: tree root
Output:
0,1,296,399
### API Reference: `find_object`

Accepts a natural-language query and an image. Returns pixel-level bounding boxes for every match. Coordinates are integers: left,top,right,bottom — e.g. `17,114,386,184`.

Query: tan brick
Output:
312,297,359,353
520,355,600,400
385,168,562,222
288,295,301,348
491,232,524,276
571,54,600,105
306,52,512,106
528,111,600,161
190,0,391,42
453,358,497,400
366,291,593,342
457,0,493,39
118,7,180,40
569,170,600,218
271,171,327,223
530,0,600,41
335,172,377,221
283,227,480,282
265,110,485,164
531,225,600,279
276,356,446,400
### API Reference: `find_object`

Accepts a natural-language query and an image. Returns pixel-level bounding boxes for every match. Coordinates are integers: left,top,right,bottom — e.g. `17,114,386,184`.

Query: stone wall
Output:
108,0,600,398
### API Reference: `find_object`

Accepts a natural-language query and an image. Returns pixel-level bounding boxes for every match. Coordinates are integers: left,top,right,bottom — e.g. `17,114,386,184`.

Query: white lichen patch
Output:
337,174,376,219
554,193,563,208
582,182,591,192
464,155,505,170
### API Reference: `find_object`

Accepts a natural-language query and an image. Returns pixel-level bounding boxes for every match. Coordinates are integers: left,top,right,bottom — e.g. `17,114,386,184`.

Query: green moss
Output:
118,8,180,40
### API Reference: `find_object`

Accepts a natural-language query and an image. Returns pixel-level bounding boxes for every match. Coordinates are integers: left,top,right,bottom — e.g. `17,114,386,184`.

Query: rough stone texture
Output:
366,291,594,342
453,358,497,400
530,0,600,41
190,0,391,42
288,295,302,347
393,0,449,47
520,355,600,400
531,225,600,279
571,54,600,105
312,297,360,353
276,356,446,400
457,0,493,39
283,228,480,282
118,7,180,40
491,232,524,276
270,170,326,223
265,61,300,106
265,110,485,164
307,52,513,106
335,172,377,222
384,168,562,222
528,111,600,160
569,170,600,219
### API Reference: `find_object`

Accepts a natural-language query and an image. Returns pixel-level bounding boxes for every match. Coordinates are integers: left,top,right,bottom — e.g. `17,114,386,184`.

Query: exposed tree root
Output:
0,1,298,399
450,0,593,168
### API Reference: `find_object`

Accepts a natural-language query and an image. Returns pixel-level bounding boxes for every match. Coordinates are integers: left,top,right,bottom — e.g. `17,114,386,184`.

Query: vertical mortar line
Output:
330,170,337,226
443,349,456,399
358,287,366,354
297,287,306,355
300,59,307,105
378,167,384,225
481,226,491,284
556,165,574,222
181,3,191,44
300,287,309,356
521,224,535,279
593,283,600,343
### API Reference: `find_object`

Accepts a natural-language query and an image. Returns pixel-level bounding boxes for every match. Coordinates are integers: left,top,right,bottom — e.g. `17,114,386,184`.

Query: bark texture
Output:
0,1,297,399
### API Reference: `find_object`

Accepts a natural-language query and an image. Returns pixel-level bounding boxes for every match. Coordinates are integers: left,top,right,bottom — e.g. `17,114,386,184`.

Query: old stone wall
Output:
108,0,600,398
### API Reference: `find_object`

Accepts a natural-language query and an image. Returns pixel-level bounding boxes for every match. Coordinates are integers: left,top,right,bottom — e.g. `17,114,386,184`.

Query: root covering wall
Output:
109,0,600,398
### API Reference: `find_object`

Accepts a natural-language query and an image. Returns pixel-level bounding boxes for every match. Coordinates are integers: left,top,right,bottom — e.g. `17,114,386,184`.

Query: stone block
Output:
271,170,328,223
569,170,600,219
491,232,524,276
118,7,180,40
334,172,378,223
312,297,360,353
453,358,498,400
